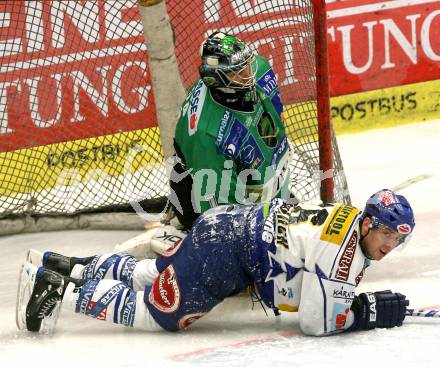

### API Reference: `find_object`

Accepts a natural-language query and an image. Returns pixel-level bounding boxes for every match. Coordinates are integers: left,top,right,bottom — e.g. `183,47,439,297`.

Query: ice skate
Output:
16,264,65,333
25,248,93,276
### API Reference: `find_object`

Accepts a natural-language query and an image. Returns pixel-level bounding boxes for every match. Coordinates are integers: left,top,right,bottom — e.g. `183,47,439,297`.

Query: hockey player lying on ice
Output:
16,189,415,336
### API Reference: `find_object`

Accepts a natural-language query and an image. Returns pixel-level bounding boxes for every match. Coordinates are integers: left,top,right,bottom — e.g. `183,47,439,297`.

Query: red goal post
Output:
313,0,334,203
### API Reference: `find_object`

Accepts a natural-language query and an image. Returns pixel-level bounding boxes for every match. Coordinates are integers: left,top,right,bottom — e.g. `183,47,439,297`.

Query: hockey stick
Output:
405,308,440,318
391,174,433,192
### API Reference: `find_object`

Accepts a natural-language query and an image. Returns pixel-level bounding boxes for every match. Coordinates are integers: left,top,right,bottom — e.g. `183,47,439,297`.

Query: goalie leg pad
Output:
113,225,187,260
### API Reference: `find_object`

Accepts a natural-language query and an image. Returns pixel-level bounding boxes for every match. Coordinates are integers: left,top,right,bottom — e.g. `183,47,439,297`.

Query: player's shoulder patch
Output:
320,204,360,246
257,67,278,97
256,60,283,116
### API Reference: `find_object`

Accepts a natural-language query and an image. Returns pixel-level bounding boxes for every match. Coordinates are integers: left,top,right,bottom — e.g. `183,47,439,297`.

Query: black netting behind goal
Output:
0,0,350,219
0,0,167,217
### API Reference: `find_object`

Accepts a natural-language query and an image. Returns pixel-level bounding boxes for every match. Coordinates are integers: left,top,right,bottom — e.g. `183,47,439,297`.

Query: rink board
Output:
330,79,440,134
0,127,163,197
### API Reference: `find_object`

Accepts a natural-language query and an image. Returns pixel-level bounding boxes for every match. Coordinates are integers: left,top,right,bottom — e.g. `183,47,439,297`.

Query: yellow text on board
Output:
0,127,164,197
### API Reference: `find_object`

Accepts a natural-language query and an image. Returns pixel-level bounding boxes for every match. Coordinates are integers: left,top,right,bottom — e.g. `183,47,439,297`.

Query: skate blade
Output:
16,261,38,330
39,298,63,335
26,249,44,267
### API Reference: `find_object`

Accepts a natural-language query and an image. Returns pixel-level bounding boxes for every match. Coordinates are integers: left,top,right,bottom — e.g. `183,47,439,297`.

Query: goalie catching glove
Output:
349,290,409,331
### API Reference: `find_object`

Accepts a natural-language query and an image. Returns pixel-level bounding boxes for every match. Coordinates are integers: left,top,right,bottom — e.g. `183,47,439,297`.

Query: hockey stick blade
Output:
406,308,440,318
391,174,433,192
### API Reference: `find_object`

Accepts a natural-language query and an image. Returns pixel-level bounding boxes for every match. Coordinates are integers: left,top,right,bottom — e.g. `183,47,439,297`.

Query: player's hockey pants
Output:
62,204,257,331
145,205,256,331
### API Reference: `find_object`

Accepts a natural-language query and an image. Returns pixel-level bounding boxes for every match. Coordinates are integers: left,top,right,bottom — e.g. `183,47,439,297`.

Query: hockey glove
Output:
349,290,409,331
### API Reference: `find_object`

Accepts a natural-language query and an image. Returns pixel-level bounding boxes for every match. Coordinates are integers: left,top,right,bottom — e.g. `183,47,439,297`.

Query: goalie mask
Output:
199,31,257,104
362,189,415,247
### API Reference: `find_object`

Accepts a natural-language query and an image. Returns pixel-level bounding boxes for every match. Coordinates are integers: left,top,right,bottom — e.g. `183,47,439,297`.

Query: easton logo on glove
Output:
366,292,377,322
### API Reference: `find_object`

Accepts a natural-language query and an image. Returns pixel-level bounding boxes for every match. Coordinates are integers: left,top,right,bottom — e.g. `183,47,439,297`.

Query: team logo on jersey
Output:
188,80,207,136
222,119,248,159
334,232,358,281
149,265,181,314
320,205,359,245
240,135,263,169
177,312,206,329
397,223,411,234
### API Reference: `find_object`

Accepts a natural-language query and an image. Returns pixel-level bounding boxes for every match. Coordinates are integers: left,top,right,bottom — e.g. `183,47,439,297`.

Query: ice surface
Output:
1,120,439,366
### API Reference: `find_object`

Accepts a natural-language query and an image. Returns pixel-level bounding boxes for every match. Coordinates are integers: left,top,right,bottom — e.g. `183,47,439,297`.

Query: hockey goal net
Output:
0,0,349,230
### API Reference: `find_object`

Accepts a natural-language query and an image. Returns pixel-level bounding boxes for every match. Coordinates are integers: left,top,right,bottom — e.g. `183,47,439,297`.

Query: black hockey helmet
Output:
199,31,257,93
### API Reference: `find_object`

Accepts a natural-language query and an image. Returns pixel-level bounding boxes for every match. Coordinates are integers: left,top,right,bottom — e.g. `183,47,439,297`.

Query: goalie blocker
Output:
17,190,415,335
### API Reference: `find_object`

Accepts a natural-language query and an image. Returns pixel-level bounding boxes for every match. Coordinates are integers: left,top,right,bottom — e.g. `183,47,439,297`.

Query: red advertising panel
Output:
0,0,157,153
327,0,440,96
167,0,440,101
1,0,437,154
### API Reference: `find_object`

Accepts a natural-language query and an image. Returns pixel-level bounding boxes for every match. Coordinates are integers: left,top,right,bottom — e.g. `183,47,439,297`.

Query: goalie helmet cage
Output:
0,0,350,235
